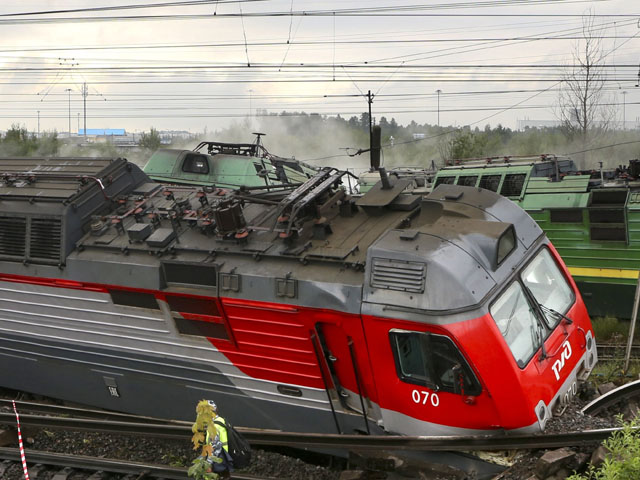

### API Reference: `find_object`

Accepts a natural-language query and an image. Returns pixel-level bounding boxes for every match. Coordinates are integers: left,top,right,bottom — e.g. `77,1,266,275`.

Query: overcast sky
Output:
0,0,638,135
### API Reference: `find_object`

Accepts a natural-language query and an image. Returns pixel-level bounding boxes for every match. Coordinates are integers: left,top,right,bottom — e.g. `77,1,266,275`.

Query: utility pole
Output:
436,89,442,127
37,110,40,138
82,82,88,136
623,91,628,130
65,88,72,137
367,90,375,167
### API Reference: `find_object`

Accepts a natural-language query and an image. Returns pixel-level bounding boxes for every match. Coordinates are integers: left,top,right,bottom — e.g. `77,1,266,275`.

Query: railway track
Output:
0,400,627,453
0,447,273,480
596,342,640,360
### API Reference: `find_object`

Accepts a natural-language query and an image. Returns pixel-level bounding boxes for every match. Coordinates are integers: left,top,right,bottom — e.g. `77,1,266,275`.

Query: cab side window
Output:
182,154,209,174
390,330,481,395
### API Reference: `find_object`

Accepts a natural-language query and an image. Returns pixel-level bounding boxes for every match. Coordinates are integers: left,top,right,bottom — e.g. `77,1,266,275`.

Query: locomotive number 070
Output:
412,390,440,407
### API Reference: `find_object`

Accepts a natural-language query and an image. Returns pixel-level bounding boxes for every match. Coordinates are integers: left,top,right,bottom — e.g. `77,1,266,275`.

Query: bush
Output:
568,417,640,479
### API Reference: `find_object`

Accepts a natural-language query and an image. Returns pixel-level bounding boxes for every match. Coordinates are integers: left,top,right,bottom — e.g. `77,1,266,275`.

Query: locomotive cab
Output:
362,184,597,436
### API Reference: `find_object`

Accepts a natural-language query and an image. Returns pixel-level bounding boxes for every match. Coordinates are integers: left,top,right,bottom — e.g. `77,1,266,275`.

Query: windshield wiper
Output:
522,283,574,327
521,283,551,361
538,303,573,325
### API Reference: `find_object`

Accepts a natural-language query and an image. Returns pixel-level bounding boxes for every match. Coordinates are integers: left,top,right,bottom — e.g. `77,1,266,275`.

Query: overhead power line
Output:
0,0,269,17
0,0,624,18
1,63,638,71
0,2,637,24
1,36,640,54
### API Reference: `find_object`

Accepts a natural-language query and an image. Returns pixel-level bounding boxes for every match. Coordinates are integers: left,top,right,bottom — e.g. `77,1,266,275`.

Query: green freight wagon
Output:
143,135,317,189
433,154,640,318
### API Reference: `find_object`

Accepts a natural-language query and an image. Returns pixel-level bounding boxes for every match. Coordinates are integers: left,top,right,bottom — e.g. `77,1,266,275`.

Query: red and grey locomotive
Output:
0,157,596,438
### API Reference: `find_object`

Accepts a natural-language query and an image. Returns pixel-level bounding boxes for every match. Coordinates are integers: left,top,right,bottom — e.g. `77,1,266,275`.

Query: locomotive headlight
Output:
586,331,596,369
535,400,549,430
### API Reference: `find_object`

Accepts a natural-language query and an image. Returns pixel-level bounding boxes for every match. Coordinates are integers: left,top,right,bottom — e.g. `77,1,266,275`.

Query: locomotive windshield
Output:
490,247,574,368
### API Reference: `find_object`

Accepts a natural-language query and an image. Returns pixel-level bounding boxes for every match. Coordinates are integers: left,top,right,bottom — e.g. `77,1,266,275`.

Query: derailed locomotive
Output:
0,157,596,437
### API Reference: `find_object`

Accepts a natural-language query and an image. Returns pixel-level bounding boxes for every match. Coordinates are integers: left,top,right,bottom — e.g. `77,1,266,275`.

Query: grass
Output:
592,317,631,343
591,316,640,343
589,359,640,390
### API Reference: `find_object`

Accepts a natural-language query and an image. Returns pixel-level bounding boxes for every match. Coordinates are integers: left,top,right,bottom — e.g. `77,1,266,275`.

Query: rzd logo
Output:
551,341,572,381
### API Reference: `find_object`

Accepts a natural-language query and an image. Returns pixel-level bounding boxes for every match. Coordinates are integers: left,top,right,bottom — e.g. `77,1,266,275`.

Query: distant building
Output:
75,128,196,147
78,128,136,146
412,133,426,140
517,119,561,130
159,130,193,141
79,128,126,136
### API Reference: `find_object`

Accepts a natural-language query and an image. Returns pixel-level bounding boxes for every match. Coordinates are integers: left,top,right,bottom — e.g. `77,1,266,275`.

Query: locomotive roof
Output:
0,157,544,317
0,157,129,200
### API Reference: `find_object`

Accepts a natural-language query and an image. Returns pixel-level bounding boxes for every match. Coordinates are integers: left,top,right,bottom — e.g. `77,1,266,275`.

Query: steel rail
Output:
0,447,268,480
0,447,189,479
0,413,191,439
581,379,640,416
0,412,626,452
0,399,190,425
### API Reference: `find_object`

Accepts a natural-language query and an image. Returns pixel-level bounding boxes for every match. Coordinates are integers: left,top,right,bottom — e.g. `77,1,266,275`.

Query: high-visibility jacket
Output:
205,415,229,453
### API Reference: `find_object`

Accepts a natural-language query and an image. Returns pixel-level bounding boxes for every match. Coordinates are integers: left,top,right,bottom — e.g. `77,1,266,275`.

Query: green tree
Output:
439,129,487,162
139,127,162,151
36,132,60,156
359,112,370,131
1,124,38,156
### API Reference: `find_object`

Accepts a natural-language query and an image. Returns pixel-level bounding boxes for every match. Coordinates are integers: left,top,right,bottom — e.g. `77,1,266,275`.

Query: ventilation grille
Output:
550,209,583,223
435,176,455,187
371,258,426,293
30,218,62,261
457,175,478,187
500,173,526,197
0,216,27,257
479,175,501,192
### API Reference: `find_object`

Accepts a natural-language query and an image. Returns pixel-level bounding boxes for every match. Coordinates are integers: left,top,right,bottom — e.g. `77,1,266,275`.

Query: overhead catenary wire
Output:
567,140,640,155
3,36,640,55
0,0,269,18
238,2,251,67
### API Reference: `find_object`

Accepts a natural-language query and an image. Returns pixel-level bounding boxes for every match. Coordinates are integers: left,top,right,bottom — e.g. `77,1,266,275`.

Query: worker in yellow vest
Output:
204,400,233,478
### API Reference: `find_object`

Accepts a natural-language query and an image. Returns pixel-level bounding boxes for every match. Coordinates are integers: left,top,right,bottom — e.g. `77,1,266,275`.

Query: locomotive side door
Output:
314,321,372,434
